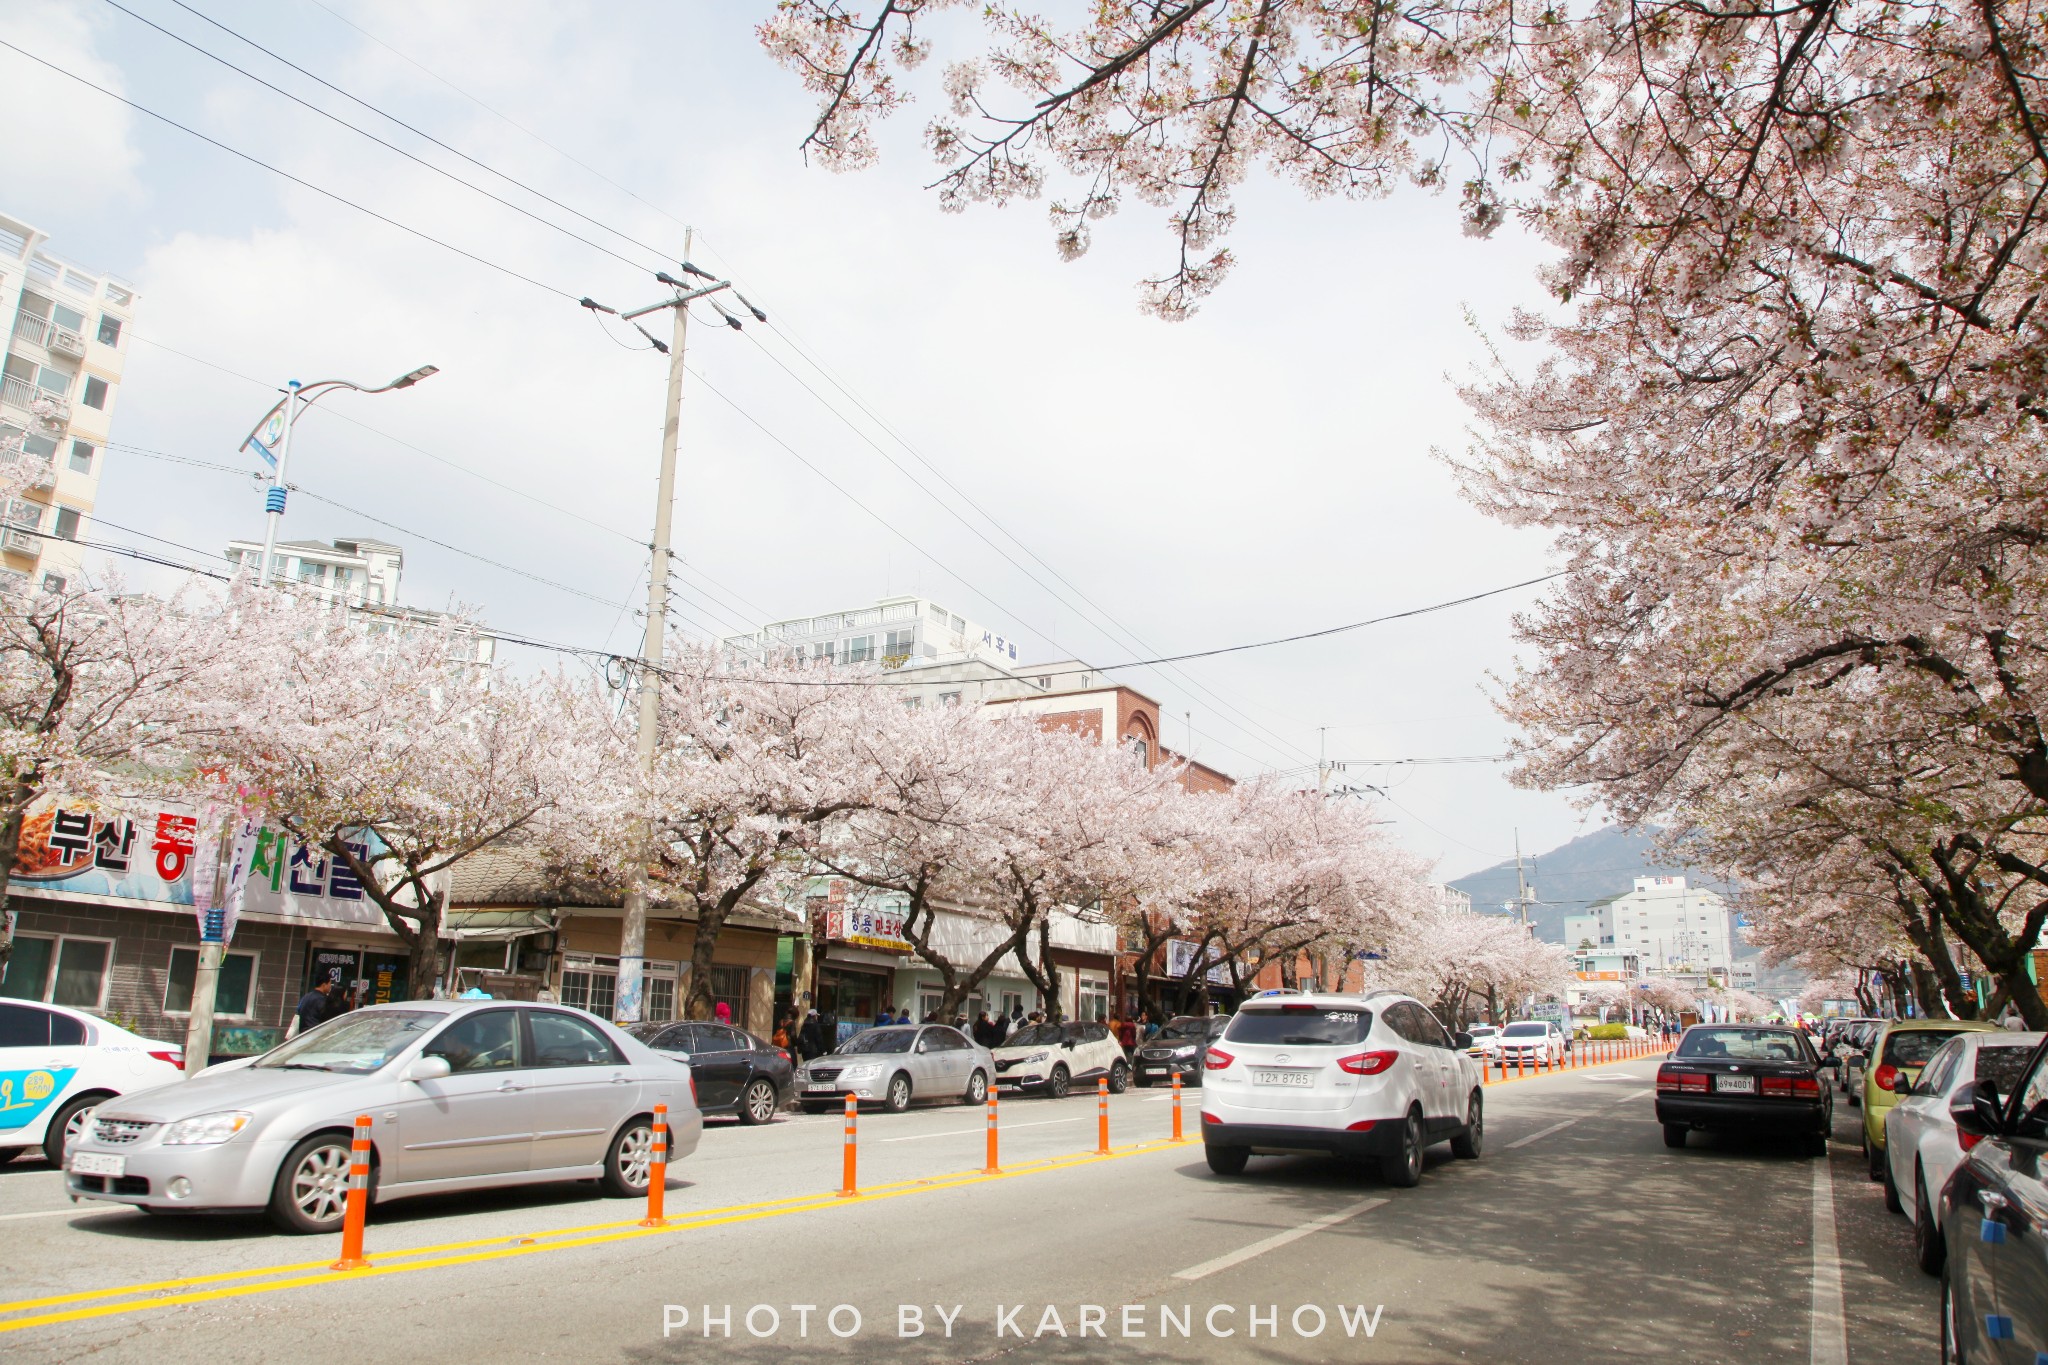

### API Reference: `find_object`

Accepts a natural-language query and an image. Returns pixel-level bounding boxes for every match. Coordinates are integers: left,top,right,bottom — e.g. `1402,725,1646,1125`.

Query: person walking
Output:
293,978,334,1036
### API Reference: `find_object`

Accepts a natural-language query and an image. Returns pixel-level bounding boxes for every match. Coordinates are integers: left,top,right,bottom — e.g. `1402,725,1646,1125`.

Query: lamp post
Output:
238,366,438,583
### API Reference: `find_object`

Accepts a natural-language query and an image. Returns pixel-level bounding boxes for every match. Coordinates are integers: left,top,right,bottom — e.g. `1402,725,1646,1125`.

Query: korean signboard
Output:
806,878,911,953
9,795,387,929
1164,939,1234,986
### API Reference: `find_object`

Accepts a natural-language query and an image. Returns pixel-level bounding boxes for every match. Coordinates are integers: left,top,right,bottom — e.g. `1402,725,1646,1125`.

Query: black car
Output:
1940,1034,2048,1364
1654,1024,1832,1154
1132,1014,1231,1087
626,1020,795,1124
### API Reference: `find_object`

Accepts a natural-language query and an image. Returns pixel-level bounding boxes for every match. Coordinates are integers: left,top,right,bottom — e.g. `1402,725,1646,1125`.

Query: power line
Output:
0,38,580,301
102,0,664,279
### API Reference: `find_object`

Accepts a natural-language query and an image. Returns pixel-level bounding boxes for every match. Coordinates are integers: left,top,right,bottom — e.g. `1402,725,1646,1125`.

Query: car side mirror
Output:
1951,1080,2004,1138
1820,1056,1840,1070
916,1040,930,1054
406,1055,452,1083
1453,1031,1474,1049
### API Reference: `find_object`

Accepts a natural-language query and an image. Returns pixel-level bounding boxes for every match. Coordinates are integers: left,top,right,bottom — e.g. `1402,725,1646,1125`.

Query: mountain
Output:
1446,826,1738,945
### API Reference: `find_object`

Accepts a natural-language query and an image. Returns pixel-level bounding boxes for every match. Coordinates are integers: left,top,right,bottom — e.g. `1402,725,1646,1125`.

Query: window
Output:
164,947,259,1017
81,377,108,410
928,603,947,622
425,1010,522,1072
559,964,616,1019
1,935,110,1008
35,363,72,397
1128,737,1150,766
66,440,92,474
297,561,327,585
52,507,80,541
50,303,85,334
949,614,965,632
0,1002,53,1045
845,635,875,663
40,572,65,593
1077,974,1109,1022
884,628,915,657
938,691,961,707
708,966,749,1024
811,641,836,664
530,1011,620,1067
644,975,676,1023
23,433,57,461
96,315,122,347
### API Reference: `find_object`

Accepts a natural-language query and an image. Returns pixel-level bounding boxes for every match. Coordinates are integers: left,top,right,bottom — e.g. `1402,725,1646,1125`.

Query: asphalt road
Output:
0,1055,1938,1363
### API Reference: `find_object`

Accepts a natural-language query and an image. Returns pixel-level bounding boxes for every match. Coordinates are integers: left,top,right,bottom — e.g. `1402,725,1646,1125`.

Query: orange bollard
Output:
1171,1073,1185,1140
838,1094,859,1197
640,1104,668,1226
1516,1050,1526,1079
1096,1077,1111,1155
983,1092,1001,1175
332,1114,373,1271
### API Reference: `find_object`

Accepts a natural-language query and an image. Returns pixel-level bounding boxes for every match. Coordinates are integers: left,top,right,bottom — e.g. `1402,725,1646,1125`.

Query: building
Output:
221,535,496,665
0,210,139,595
722,593,1023,670
1565,876,1737,984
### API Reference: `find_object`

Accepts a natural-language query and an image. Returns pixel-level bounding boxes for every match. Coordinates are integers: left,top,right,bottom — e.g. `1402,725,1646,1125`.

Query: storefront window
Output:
0,935,110,1008
1077,974,1109,1023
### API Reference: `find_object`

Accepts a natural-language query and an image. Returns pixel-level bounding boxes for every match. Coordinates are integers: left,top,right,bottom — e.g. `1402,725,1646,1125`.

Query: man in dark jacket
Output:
294,978,334,1035
798,1010,827,1060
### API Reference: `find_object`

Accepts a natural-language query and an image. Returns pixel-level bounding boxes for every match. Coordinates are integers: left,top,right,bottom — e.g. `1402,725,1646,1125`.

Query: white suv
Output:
1200,991,1484,1186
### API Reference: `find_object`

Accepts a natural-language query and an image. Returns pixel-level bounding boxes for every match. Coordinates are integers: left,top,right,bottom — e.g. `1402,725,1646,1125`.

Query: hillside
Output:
1447,827,1737,945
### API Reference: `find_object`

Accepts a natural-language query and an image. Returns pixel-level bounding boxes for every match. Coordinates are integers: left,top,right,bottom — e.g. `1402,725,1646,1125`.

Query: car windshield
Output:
255,1010,441,1074
1503,1023,1548,1038
1224,1006,1373,1047
835,1027,917,1055
1469,1026,1499,1037
1882,1029,1965,1068
1977,1044,2037,1095
1677,1028,1804,1061
1006,1024,1063,1047
1158,1017,1215,1041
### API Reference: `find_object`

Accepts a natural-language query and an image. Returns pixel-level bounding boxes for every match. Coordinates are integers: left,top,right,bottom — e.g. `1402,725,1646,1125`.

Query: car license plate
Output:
1716,1075,1756,1094
804,1083,836,1093
71,1152,125,1177
1253,1069,1314,1087
1142,1066,1163,1075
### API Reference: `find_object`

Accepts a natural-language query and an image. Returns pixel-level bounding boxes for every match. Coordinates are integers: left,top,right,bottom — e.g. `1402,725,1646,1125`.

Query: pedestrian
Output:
772,1019,790,1050
293,978,334,1035
875,1004,894,1028
714,1000,732,1025
896,1008,911,1025
1116,1015,1138,1049
798,1009,826,1060
972,1011,998,1048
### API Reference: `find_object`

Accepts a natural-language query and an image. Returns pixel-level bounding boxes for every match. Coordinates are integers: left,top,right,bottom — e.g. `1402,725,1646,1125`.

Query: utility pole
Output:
1513,829,1534,931
1318,726,1328,794
597,232,762,1024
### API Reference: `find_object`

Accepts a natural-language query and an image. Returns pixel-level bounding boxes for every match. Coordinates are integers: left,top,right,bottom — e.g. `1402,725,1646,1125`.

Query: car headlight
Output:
162,1111,253,1145
1021,1051,1049,1064
1172,1046,1197,1057
836,1064,881,1081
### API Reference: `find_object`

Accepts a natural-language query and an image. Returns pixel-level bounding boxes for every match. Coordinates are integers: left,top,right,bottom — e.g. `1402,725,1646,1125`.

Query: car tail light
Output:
1760,1076,1791,1096
777,1048,792,1064
1202,1112,1220,1125
1346,1119,1378,1131
1337,1050,1399,1076
147,1050,181,1066
1205,1048,1235,1072
689,1074,699,1107
1874,1065,1898,1092
1958,1125,1983,1152
1657,1070,1710,1093
1791,1076,1820,1096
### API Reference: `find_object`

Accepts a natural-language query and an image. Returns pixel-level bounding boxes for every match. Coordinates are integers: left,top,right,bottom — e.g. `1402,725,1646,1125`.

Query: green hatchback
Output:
1860,1018,1999,1179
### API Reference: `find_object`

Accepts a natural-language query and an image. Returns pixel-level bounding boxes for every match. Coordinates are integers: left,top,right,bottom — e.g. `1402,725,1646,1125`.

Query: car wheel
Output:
1047,1065,1071,1099
738,1078,778,1125
1379,1108,1424,1187
1451,1092,1483,1160
43,1095,102,1167
1108,1061,1131,1095
268,1132,358,1235
1916,1168,1946,1277
1205,1144,1249,1176
884,1073,913,1113
1865,1133,1885,1182
1807,1129,1830,1158
1847,1087,1860,1109
1883,1147,1904,1212
963,1069,988,1105
1663,1123,1688,1149
600,1116,657,1197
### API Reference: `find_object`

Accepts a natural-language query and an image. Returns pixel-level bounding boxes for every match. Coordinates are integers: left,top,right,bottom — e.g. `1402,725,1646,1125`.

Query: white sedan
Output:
1495,1021,1564,1067
0,1000,184,1166
1882,1029,2042,1276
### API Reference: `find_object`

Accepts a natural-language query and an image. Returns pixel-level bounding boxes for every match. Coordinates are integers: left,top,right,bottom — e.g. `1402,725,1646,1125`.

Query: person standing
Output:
294,978,334,1036
798,1010,826,1061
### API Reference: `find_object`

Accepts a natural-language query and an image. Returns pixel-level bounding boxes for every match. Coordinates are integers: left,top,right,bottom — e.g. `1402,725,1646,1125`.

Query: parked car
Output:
0,1000,183,1167
1940,1035,2048,1364
1464,1024,1502,1060
1858,1018,1999,1182
1837,1020,1885,1102
625,1020,795,1124
990,1020,1128,1097
1880,1030,2041,1274
1654,1024,1832,1154
1495,1021,1565,1068
794,1025,992,1113
1132,1014,1232,1087
1200,992,1484,1186
64,1001,699,1234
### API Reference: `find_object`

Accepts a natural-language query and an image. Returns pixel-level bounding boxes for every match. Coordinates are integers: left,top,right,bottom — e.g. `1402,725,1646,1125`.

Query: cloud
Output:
0,2,142,213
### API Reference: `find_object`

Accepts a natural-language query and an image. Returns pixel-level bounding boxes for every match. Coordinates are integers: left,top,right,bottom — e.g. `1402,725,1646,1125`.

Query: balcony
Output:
45,327,85,359
12,312,46,346
0,375,67,424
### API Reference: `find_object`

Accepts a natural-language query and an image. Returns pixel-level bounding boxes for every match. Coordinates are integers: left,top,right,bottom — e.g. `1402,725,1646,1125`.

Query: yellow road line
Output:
0,1139,1190,1336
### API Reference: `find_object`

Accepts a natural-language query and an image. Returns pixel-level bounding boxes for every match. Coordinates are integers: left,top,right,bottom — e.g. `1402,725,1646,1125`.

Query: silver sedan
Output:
795,1025,994,1113
64,1000,701,1233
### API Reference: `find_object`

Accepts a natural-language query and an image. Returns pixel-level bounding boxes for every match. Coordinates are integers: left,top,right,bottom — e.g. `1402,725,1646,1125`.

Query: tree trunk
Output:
0,784,28,982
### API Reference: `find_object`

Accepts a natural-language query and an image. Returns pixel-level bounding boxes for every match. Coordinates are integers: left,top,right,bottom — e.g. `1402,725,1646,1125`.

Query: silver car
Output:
795,1025,994,1113
65,1000,702,1233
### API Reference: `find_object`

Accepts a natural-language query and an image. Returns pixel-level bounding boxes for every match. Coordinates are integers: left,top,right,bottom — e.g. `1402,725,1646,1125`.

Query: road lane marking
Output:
0,1207,128,1222
1171,1197,1386,1281
1506,1118,1580,1149
880,1118,1080,1143
1809,1155,1848,1365
1612,1090,1651,1103
0,1138,1195,1335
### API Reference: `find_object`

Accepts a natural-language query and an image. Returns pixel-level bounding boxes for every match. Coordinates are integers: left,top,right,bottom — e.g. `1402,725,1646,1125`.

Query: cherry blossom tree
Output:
1364,899,1569,1024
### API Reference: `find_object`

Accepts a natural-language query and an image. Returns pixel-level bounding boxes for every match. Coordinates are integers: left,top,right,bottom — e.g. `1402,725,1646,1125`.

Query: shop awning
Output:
445,909,557,941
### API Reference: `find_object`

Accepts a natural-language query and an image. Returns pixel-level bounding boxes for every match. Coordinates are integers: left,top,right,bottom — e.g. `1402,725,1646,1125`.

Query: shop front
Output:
804,879,914,1043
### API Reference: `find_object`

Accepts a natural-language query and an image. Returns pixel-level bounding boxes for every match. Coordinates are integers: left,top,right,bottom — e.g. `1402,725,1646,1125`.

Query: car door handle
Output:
496,1081,525,1093
610,1074,631,1084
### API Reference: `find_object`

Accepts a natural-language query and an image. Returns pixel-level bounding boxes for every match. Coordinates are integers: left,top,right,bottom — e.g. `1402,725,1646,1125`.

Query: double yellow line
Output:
0,1138,1190,1336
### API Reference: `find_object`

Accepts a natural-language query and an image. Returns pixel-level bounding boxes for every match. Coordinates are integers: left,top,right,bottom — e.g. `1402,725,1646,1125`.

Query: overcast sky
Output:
5,0,1605,884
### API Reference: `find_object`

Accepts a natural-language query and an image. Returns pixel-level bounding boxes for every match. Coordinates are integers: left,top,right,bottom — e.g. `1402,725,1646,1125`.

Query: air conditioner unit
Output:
45,328,86,359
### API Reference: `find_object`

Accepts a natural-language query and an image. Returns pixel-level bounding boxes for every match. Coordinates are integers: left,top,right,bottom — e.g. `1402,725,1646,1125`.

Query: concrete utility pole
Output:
599,232,762,1024
1512,829,1533,930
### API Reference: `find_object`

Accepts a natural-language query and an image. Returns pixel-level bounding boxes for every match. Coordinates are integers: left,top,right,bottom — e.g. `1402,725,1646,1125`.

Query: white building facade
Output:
1565,876,1737,980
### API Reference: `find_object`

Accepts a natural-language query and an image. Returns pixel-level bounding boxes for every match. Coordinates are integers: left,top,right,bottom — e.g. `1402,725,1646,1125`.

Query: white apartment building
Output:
722,593,1024,671
221,534,495,665
1565,876,1737,980
0,211,139,595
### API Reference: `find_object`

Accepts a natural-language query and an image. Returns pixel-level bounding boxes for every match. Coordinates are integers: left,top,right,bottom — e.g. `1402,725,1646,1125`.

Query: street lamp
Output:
239,366,439,584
